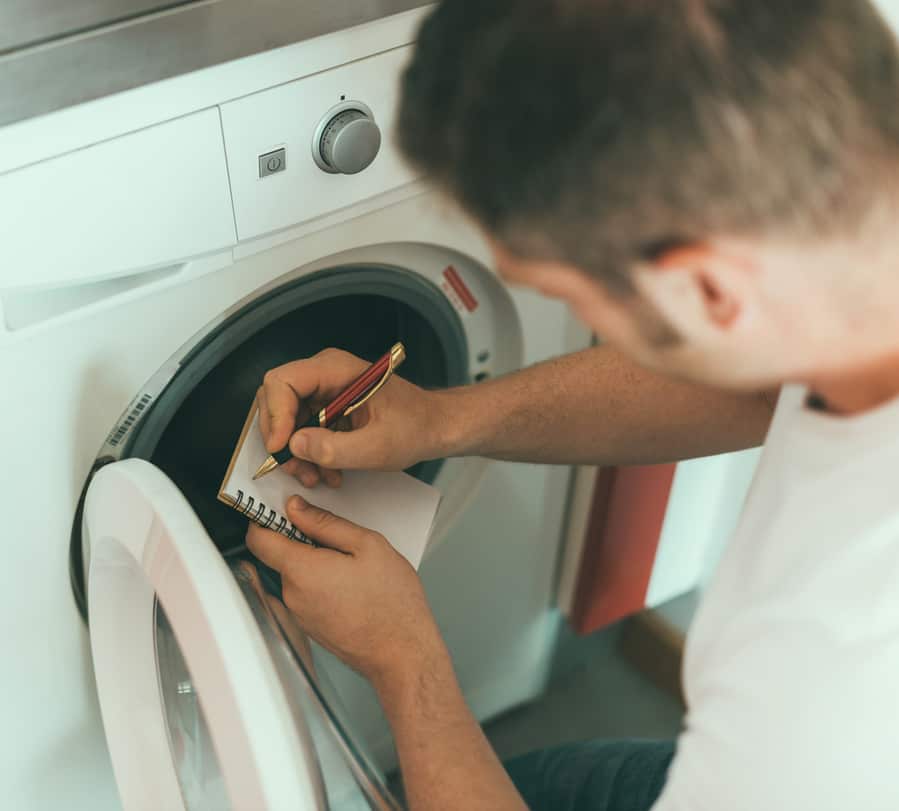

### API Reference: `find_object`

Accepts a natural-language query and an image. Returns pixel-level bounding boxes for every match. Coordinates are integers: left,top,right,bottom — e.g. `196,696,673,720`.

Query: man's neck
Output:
808,351,899,416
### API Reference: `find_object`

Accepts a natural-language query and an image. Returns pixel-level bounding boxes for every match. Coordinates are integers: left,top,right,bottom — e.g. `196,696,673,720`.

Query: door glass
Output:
155,600,232,811
234,562,401,810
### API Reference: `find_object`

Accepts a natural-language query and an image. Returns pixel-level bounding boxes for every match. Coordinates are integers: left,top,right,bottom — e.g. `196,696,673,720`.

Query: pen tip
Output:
252,455,279,480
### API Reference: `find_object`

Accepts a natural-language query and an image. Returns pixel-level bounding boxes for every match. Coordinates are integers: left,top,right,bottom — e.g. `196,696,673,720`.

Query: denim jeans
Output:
504,739,675,811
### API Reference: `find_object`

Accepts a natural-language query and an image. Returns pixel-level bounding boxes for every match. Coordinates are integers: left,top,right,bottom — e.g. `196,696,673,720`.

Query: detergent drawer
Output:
0,107,236,290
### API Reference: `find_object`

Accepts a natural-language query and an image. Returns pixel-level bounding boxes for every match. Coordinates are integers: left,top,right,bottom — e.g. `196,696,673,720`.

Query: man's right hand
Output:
256,348,448,488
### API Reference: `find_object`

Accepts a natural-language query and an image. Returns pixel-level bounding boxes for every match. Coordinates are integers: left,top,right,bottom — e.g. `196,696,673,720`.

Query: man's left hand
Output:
245,495,444,685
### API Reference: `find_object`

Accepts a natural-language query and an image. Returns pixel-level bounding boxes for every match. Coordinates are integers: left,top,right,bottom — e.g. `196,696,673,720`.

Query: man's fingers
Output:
286,496,372,555
320,468,343,489
289,426,383,471
261,349,369,456
256,386,271,444
284,458,322,488
245,522,315,573
282,459,340,488
294,348,370,392
262,372,302,454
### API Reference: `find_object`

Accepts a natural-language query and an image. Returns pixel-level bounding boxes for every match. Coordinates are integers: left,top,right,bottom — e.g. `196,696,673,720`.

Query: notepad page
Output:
219,410,441,569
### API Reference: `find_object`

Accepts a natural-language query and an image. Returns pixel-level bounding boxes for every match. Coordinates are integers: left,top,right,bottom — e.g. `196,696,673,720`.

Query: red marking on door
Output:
443,266,479,312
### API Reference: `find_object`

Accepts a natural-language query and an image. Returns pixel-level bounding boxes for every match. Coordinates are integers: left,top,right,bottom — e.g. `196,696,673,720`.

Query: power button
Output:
258,148,286,178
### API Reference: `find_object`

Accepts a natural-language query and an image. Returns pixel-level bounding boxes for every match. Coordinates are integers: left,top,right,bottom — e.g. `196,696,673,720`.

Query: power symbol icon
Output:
259,149,286,178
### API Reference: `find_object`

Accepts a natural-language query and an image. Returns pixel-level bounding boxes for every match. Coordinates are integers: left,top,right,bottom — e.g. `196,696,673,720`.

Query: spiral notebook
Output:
217,403,441,569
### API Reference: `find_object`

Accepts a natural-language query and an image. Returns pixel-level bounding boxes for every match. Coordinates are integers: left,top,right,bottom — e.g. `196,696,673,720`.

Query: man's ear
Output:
636,244,752,333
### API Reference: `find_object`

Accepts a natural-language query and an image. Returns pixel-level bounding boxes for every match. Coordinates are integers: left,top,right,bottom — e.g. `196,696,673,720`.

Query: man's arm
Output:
258,345,776,485
245,500,528,811
374,645,526,811
436,345,776,465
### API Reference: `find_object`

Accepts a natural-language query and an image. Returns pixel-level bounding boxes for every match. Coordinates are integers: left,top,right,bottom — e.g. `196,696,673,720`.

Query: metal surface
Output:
0,1,197,53
0,0,429,128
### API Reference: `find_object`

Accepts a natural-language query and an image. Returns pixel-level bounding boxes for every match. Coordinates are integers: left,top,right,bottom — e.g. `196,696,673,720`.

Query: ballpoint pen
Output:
252,342,406,480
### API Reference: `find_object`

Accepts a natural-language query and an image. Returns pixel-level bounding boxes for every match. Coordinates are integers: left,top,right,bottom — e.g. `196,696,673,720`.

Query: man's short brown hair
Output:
398,0,899,291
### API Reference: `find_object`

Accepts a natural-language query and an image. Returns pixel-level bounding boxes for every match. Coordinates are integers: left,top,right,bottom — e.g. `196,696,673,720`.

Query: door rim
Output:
85,458,326,810
72,242,523,619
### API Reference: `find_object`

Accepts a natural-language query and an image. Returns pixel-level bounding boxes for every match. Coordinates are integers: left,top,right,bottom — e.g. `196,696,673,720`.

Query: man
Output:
247,1,899,808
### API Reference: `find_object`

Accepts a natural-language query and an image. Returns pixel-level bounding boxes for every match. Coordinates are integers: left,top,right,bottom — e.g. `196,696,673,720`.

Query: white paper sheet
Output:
219,410,440,569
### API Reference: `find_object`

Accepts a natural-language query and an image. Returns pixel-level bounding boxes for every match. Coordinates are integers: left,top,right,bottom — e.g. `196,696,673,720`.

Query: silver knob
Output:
314,105,382,175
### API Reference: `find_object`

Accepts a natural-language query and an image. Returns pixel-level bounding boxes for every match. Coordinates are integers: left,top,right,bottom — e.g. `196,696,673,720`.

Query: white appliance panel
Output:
0,10,583,806
0,190,578,808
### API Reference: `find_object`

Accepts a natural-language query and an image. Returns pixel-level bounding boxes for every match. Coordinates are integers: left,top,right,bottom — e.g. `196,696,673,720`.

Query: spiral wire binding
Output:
233,489,314,545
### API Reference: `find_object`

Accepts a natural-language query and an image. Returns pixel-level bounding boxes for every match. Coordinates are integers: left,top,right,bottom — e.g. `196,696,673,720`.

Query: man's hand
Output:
245,499,528,811
245,493,446,683
256,348,451,489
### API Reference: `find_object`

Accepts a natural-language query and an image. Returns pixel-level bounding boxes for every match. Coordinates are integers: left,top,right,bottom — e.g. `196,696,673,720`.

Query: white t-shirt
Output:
654,385,899,811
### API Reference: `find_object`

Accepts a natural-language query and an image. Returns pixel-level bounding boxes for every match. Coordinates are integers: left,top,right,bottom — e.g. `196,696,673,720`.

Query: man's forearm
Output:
434,345,775,465
374,644,526,811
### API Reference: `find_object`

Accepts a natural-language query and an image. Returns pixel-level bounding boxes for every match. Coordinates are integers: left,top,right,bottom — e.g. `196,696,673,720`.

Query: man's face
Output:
488,238,849,390
490,244,682,364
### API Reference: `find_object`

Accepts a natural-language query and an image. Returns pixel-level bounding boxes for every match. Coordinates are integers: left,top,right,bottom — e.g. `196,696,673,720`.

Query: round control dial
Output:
313,103,382,175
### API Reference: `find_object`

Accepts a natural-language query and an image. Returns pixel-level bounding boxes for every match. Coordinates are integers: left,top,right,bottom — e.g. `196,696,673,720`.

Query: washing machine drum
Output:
139,263,470,558
77,248,520,810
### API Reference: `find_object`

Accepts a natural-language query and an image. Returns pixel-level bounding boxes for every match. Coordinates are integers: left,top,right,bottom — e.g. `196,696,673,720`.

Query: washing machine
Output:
0,8,585,809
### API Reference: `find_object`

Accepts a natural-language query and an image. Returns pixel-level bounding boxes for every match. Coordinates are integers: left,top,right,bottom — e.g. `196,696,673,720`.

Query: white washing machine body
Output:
0,11,585,809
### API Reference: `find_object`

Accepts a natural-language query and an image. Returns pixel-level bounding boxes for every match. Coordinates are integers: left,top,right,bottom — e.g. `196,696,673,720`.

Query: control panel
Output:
221,46,416,241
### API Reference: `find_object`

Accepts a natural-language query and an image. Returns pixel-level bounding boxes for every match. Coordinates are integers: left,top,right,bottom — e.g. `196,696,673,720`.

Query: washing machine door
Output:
84,458,398,811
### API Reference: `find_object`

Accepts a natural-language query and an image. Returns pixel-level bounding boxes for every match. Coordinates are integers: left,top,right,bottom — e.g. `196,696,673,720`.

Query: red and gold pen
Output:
252,342,406,480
